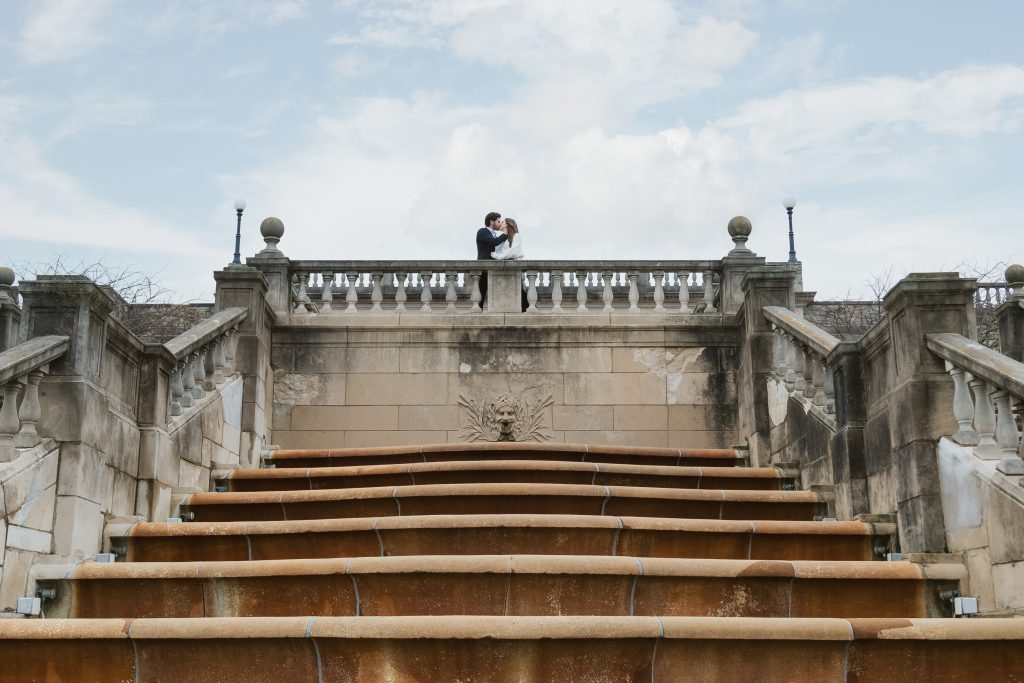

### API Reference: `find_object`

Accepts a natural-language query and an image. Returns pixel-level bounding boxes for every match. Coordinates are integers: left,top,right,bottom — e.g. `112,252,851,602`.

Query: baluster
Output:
343,272,358,312
469,272,482,313
370,272,384,312
811,356,826,407
824,364,835,414
420,271,433,312
393,272,407,313
223,329,237,376
180,355,196,408
782,337,798,393
445,270,458,313
602,271,614,312
526,271,539,313
320,272,334,313
969,377,999,458
0,379,21,461
773,328,788,379
703,270,717,313
550,270,563,312
992,390,1024,474
945,362,979,445
294,271,310,314
169,362,184,417
652,271,665,312
192,349,207,399
678,271,690,312
14,369,44,448
203,340,219,390
800,347,815,399
575,270,588,312
627,272,640,312
788,338,804,394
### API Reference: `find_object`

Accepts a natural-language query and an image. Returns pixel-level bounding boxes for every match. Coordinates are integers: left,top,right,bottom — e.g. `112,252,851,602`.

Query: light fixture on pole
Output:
782,197,797,263
232,198,247,265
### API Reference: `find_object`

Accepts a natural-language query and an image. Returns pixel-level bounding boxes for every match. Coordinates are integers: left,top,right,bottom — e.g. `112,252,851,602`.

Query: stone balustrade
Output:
763,305,840,414
163,307,247,418
926,332,1024,475
0,335,69,462
976,281,1011,307
285,261,722,316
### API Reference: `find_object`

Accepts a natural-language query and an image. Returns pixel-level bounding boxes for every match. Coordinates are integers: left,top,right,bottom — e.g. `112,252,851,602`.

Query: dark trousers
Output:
479,272,488,309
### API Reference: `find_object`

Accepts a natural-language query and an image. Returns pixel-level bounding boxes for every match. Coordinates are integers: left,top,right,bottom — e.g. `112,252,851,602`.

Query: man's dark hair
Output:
484,212,501,228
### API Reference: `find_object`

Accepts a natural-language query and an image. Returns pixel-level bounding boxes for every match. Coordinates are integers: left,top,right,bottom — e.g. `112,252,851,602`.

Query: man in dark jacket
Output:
476,211,508,309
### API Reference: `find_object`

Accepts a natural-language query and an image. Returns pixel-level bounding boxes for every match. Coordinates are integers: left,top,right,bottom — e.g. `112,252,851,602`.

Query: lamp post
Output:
231,198,246,265
783,197,797,263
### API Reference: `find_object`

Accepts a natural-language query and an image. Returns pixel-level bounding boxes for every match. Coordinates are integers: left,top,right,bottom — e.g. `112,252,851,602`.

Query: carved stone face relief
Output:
458,392,554,442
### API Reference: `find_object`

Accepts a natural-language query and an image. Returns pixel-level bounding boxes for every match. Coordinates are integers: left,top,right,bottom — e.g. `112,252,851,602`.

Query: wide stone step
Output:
3,616,1022,682
267,443,745,469
223,460,784,493
181,483,823,523
37,556,962,620
111,515,892,563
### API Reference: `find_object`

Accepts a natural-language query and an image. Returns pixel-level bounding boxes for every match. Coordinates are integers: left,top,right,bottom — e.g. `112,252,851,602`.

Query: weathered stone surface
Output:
6,524,51,553
613,406,668,431
292,405,398,431
52,495,103,560
7,484,55,531
2,448,58,515
565,373,665,405
552,406,614,432
347,373,449,406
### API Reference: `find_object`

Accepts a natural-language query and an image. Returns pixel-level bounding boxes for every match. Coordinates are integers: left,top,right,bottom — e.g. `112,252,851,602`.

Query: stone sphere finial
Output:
1006,263,1024,296
0,266,15,304
258,217,285,255
727,216,753,254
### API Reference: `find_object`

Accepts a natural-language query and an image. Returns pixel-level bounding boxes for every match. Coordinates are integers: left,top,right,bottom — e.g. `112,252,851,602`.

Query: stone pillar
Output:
0,266,20,352
214,267,273,467
737,267,797,466
135,344,177,521
16,276,120,559
247,217,291,317
719,216,767,315
485,265,523,313
827,341,868,518
881,272,977,553
997,264,1024,363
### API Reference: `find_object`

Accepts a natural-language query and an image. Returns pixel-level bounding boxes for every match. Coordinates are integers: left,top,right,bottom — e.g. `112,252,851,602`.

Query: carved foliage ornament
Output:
457,392,554,442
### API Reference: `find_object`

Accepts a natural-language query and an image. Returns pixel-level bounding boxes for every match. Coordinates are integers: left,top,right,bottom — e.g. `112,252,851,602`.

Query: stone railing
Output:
976,281,1010,308
0,335,69,462
164,307,247,417
927,332,1024,476
763,305,840,414
285,261,723,316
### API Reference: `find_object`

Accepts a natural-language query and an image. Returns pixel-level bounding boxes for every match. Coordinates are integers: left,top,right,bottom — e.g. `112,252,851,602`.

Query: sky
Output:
1,0,1022,302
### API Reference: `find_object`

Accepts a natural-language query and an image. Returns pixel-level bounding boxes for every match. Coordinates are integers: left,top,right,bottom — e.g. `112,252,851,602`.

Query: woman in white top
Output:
491,218,524,260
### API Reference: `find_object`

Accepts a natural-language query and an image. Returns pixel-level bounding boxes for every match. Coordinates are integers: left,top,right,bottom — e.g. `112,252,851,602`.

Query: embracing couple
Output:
475,211,527,310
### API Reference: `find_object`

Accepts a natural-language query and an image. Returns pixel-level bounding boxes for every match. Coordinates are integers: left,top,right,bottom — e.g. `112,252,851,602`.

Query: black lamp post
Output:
783,197,797,263
232,198,246,265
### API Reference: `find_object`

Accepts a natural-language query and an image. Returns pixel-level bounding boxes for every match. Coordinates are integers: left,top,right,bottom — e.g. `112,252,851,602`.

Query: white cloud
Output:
19,0,116,63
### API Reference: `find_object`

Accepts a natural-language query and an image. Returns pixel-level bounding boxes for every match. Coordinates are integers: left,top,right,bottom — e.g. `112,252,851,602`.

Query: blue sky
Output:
1,0,1022,301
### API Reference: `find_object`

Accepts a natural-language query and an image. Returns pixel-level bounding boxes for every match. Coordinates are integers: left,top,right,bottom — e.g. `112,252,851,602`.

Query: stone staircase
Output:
6,442,1024,681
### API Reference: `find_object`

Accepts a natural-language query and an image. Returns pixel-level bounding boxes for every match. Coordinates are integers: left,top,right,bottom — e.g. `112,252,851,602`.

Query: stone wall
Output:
271,324,740,449
938,438,1024,613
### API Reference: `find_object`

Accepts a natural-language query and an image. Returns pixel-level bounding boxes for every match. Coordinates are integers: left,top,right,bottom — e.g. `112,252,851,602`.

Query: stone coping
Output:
163,307,247,360
927,332,1024,398
0,334,68,385
3,615,1023,641
228,461,778,481
118,514,888,539
42,556,943,581
184,482,819,506
762,305,839,358
269,443,742,461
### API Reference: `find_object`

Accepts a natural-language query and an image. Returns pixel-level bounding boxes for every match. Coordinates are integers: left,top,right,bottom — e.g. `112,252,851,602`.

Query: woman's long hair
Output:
504,218,519,246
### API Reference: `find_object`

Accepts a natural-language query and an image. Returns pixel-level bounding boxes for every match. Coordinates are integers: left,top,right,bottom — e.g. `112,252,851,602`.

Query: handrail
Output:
289,259,725,271
762,306,839,357
926,333,1024,399
0,336,69,386
164,307,247,361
